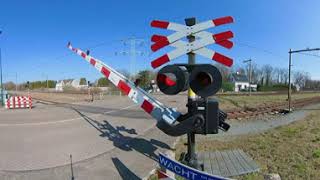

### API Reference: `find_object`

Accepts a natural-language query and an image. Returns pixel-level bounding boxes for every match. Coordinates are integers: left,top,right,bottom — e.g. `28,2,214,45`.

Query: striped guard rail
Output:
5,96,32,109
157,170,175,180
67,43,181,125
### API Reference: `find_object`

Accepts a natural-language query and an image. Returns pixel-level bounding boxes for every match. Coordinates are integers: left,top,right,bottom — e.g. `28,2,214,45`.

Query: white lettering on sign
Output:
159,153,231,180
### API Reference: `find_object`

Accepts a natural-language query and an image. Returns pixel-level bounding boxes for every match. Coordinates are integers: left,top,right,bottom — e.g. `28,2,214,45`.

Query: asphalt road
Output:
0,95,187,180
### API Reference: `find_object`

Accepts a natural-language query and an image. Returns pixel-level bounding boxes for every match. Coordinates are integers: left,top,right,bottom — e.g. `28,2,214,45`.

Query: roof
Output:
232,73,249,82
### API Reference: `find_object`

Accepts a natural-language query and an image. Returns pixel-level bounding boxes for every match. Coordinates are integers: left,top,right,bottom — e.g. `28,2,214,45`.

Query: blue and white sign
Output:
159,153,232,180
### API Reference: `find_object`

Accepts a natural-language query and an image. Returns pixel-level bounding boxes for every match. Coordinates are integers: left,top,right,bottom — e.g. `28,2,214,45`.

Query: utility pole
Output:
115,37,146,78
288,49,292,111
287,47,320,111
0,30,3,106
15,72,18,92
243,59,252,96
46,75,48,89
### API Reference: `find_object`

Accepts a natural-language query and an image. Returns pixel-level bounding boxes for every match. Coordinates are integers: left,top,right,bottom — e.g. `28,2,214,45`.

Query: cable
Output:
235,41,287,60
297,52,320,58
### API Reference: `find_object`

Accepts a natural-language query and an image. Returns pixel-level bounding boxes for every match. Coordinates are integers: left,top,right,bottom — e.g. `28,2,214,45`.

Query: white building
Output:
55,81,65,92
55,79,88,92
230,73,257,92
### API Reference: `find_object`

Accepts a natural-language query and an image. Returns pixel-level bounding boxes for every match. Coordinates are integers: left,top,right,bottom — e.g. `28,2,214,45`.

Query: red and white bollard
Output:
5,96,32,109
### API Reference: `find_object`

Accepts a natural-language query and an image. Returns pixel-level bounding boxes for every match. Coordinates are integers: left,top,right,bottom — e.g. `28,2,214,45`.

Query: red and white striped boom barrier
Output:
150,16,234,69
5,96,32,109
67,43,181,125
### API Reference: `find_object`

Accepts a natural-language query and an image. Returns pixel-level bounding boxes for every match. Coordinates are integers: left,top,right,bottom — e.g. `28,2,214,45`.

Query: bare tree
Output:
4,81,15,90
305,79,320,90
273,67,281,84
215,63,231,81
293,71,310,89
250,63,259,83
261,65,273,86
282,69,289,84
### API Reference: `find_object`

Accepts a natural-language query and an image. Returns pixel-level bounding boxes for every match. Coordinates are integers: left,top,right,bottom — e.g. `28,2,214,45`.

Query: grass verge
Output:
175,110,320,179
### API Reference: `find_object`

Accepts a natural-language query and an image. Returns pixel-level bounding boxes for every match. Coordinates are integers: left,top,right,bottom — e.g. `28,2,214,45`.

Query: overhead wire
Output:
297,52,320,58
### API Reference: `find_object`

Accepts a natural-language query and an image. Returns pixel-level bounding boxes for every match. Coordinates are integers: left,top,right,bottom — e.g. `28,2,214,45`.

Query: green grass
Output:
313,149,320,158
175,111,320,179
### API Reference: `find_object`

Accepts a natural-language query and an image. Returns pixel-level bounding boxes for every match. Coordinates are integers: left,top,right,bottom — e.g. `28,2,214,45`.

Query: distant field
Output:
13,91,320,111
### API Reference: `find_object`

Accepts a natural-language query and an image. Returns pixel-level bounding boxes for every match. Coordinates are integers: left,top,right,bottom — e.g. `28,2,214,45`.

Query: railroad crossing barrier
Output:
5,96,32,109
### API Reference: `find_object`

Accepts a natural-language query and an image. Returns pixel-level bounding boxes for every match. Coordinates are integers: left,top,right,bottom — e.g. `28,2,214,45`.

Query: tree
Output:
273,67,281,84
79,78,87,85
215,63,231,81
97,77,110,87
4,81,15,90
261,65,273,86
249,63,259,84
135,70,156,88
47,80,56,88
294,71,310,89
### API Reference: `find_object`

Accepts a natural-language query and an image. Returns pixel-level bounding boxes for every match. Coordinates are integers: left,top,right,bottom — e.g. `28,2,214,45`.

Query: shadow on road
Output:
73,108,171,162
111,157,141,180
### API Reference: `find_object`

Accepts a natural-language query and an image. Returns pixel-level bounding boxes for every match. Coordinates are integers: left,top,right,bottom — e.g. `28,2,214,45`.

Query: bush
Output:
257,83,292,92
221,81,234,92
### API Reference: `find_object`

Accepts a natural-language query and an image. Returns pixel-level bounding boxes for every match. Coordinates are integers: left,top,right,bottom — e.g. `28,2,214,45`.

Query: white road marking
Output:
0,104,138,127
0,95,174,127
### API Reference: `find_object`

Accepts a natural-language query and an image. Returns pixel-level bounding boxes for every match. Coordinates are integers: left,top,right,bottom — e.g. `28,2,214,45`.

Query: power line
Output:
287,47,320,111
115,37,150,76
236,41,287,60
297,52,320,58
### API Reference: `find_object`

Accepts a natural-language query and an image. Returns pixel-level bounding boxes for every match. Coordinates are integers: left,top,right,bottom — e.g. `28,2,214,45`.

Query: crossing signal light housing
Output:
156,65,189,95
189,64,222,98
156,64,222,98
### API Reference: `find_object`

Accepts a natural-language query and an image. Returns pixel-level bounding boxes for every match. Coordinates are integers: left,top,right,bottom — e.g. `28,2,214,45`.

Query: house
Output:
55,81,65,91
55,79,88,92
230,73,257,92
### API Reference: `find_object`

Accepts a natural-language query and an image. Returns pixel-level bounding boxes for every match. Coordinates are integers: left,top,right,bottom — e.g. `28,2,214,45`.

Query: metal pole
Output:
288,49,292,111
15,72,18,93
249,60,252,96
70,154,74,180
184,17,200,170
286,47,320,112
243,59,252,96
131,38,136,77
0,47,3,106
249,59,252,96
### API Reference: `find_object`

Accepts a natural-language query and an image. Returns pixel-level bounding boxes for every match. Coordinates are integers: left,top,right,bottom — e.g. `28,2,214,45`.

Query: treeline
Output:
215,63,319,91
4,64,319,91
4,80,56,90
96,70,155,89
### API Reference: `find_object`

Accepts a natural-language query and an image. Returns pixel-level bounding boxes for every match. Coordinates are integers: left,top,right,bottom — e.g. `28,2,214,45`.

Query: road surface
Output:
0,95,186,180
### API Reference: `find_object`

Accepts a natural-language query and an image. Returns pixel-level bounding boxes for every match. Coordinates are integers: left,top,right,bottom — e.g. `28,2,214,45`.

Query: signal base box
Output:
205,98,219,134
190,97,219,135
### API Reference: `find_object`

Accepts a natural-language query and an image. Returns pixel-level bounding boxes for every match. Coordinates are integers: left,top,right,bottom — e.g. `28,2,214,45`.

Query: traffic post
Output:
68,15,234,178
151,16,234,171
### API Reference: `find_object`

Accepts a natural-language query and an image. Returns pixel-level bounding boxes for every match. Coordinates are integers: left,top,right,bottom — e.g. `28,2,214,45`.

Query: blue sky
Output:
1,0,320,83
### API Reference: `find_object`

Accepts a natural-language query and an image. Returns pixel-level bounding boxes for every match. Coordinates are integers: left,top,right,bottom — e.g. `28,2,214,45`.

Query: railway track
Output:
15,91,320,120
226,96,320,119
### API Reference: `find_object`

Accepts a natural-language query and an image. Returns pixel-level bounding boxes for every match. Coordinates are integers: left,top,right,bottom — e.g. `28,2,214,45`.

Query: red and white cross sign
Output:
150,16,234,69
